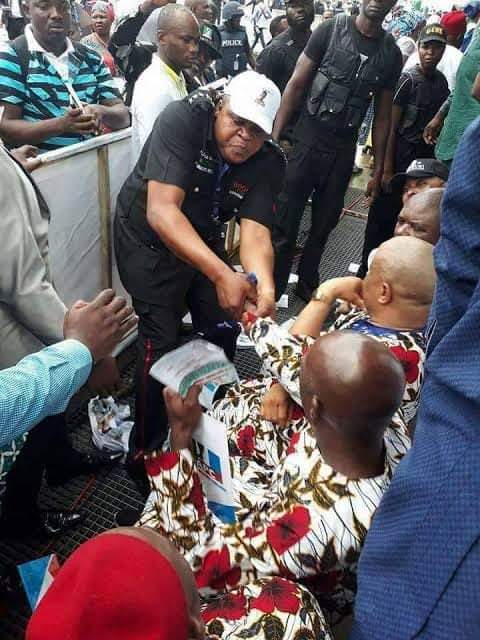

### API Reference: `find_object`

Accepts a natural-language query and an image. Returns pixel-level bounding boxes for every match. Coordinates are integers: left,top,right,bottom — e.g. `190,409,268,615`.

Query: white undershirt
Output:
24,24,74,81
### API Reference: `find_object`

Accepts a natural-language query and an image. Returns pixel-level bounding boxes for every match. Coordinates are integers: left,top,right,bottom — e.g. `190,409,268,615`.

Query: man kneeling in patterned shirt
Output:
138,330,407,631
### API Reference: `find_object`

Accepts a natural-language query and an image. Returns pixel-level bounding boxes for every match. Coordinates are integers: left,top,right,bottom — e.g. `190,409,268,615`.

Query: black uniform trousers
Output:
1,414,83,526
273,135,357,297
357,189,403,278
119,234,234,462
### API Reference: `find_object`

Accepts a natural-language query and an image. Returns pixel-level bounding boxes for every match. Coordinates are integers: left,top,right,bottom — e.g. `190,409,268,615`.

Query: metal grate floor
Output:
0,191,366,639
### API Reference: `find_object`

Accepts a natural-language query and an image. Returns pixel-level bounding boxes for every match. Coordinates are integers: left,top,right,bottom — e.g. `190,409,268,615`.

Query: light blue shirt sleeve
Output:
0,339,92,448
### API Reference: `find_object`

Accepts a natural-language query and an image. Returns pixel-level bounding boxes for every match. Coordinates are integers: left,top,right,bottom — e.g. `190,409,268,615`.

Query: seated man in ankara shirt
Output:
138,330,408,627
26,527,331,640
234,236,436,456
0,0,129,152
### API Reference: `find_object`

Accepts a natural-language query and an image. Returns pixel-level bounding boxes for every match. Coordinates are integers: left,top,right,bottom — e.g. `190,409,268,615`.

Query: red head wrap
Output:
26,533,190,640
440,11,467,38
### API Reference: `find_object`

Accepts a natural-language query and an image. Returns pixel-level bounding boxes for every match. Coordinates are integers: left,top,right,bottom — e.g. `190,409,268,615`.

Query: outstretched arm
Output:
272,53,316,140
0,341,92,448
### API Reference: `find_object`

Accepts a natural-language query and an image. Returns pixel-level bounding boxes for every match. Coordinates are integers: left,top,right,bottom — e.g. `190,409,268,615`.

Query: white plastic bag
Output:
88,396,133,456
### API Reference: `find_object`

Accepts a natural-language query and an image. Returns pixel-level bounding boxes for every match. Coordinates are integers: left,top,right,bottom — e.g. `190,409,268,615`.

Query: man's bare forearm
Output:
272,80,302,140
371,113,390,178
0,117,65,146
239,219,275,294
290,297,332,337
99,102,130,130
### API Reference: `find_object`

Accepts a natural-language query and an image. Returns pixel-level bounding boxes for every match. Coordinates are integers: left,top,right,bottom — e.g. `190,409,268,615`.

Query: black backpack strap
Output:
10,36,90,80
10,34,29,80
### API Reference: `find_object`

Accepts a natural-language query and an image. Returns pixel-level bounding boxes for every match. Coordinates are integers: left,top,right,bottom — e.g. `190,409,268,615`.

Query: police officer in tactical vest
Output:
272,0,403,301
358,23,449,276
217,1,256,78
257,0,315,148
114,72,284,491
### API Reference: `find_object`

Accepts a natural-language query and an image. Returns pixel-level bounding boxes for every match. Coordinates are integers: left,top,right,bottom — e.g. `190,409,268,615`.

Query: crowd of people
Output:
0,0,479,637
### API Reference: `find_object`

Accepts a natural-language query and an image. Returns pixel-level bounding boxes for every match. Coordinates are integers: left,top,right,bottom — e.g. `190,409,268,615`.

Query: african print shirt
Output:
251,312,426,424
138,368,410,626
202,577,332,639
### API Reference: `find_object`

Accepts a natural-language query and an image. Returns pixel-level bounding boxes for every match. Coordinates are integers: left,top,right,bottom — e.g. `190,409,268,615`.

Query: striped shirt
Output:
0,31,122,152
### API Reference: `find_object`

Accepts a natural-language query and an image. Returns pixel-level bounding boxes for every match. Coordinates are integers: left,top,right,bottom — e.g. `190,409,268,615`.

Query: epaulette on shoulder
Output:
186,89,216,113
265,138,287,168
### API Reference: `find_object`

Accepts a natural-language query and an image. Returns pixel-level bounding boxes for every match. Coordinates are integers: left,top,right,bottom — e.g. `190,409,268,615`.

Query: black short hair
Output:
269,14,287,37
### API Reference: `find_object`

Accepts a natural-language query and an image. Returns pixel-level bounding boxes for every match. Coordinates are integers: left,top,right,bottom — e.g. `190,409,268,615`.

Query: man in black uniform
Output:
257,0,314,148
272,0,403,301
216,1,256,77
114,71,284,486
257,0,314,95
358,24,449,276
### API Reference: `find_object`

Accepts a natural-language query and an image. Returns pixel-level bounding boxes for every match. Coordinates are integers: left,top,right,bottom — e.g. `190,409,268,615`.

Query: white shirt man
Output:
130,53,188,161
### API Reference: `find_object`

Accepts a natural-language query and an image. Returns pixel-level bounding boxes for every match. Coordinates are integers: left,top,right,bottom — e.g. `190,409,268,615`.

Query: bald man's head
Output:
185,0,214,22
156,5,199,72
395,188,443,245
363,236,436,328
300,331,405,446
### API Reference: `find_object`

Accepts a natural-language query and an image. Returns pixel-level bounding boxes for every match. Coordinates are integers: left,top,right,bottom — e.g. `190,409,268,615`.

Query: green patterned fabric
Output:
436,30,480,162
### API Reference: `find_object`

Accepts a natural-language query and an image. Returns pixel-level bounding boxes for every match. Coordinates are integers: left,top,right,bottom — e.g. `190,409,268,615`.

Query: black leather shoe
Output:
0,510,83,538
295,279,314,303
46,450,123,487
39,510,84,536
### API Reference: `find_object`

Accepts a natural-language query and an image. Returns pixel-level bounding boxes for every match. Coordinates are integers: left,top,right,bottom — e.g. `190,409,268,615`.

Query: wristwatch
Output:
311,286,331,304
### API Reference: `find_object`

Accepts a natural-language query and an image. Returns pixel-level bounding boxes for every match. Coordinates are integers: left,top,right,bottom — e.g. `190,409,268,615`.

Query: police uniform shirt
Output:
116,92,285,259
296,16,403,142
257,27,311,94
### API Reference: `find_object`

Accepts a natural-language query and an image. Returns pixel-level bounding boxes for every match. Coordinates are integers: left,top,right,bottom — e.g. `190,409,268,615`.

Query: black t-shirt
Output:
394,66,449,121
257,28,311,94
293,16,402,143
304,16,402,91
393,66,449,169
116,92,286,248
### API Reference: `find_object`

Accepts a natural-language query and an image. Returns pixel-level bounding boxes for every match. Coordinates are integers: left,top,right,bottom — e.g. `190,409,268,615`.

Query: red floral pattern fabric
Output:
202,578,331,639
250,577,300,615
137,316,414,628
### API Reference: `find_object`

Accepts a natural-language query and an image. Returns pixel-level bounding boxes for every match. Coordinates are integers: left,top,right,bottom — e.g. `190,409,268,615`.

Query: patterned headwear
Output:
388,10,425,38
91,0,114,21
26,533,190,640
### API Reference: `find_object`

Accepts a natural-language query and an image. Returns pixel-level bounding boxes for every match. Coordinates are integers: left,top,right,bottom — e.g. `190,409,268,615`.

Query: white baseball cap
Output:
224,71,281,135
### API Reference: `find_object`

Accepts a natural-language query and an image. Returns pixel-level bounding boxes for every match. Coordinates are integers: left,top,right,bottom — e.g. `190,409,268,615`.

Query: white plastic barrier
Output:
34,128,132,308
